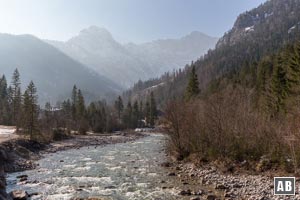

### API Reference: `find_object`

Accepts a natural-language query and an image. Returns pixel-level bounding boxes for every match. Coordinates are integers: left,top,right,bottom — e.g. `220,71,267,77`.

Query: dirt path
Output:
0,125,18,143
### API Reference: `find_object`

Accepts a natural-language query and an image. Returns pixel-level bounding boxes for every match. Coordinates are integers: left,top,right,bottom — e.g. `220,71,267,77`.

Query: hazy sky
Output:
0,0,267,43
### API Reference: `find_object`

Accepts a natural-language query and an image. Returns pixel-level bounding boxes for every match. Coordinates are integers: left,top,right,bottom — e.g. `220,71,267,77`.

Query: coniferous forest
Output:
0,69,158,142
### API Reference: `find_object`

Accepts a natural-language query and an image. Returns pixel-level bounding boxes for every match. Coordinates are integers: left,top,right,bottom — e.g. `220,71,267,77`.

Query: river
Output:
6,134,185,200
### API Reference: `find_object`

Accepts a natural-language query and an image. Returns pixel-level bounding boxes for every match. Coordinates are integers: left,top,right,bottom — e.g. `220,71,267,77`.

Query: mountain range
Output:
46,27,218,87
0,34,122,104
0,28,217,104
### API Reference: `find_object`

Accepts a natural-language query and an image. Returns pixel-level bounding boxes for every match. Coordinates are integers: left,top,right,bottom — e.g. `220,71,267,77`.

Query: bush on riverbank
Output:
164,86,300,172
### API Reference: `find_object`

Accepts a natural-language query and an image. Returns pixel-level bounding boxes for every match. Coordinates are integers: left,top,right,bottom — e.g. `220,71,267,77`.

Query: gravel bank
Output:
165,161,300,200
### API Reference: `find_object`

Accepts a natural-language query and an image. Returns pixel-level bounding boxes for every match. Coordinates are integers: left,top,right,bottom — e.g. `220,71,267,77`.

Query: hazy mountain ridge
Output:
0,33,122,104
47,27,218,87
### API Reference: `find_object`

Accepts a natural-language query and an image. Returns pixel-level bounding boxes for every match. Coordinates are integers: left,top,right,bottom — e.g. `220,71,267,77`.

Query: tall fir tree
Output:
132,100,139,128
71,85,78,121
123,101,133,128
139,101,144,127
76,89,85,118
185,65,200,101
149,92,158,127
0,75,8,124
114,96,124,121
77,89,87,134
22,81,39,139
11,69,22,128
144,100,150,126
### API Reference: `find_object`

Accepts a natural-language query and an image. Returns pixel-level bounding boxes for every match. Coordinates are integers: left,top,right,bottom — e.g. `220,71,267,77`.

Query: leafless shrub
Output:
164,85,300,171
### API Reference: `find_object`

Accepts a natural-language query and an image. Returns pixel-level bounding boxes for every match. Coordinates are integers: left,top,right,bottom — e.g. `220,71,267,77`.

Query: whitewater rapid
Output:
7,134,181,200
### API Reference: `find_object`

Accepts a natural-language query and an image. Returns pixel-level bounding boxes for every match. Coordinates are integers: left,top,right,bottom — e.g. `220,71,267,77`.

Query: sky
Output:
0,0,267,43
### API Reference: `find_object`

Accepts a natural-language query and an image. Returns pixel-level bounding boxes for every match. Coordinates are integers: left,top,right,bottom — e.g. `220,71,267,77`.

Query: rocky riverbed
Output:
0,132,144,173
162,160,300,200
0,132,144,199
6,133,217,200
3,133,299,200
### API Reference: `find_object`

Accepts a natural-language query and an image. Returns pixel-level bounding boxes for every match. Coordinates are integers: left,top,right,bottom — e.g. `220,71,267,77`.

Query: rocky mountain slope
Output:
123,0,300,106
47,27,218,87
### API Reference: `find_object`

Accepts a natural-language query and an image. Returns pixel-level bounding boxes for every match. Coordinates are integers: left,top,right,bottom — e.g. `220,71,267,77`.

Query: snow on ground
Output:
0,125,17,143
0,126,15,135
245,26,254,32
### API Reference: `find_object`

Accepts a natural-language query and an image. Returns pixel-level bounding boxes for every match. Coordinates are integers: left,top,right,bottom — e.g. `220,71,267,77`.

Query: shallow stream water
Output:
7,134,184,200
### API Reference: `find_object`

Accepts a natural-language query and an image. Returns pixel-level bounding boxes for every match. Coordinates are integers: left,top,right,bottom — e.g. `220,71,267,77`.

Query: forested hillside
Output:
125,0,300,172
125,0,300,108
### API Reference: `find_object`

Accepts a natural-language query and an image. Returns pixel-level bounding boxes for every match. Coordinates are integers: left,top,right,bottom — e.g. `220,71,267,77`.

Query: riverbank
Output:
163,159,300,200
0,132,144,173
1,132,145,199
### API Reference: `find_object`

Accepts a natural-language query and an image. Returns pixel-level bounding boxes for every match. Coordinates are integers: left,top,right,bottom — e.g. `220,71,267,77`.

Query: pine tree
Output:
123,101,133,128
114,96,124,121
139,101,144,127
11,69,22,128
101,105,106,130
76,89,85,118
0,75,8,124
285,43,300,109
76,89,87,134
144,100,150,126
23,81,39,139
132,100,139,128
62,99,72,131
71,85,78,121
149,92,158,127
44,102,52,124
185,65,200,101
0,75,7,99
6,86,14,125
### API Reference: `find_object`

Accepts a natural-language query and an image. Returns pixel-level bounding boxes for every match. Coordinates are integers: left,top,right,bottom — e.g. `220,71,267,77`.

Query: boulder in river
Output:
9,190,28,200
206,194,217,200
179,189,192,196
16,175,28,179
168,172,176,176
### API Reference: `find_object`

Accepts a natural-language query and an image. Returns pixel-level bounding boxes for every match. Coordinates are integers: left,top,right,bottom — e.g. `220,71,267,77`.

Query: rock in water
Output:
0,148,12,200
206,194,217,200
9,190,28,200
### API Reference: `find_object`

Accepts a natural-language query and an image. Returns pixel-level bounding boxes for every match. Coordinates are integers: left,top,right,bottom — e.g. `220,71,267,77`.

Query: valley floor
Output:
2,132,299,199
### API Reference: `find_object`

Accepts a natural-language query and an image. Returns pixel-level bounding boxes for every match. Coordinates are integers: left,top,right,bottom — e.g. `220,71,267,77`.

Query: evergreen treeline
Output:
0,69,39,139
0,69,158,142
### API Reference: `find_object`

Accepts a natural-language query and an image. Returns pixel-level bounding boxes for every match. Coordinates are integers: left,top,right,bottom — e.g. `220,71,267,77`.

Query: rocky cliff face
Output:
217,0,300,48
